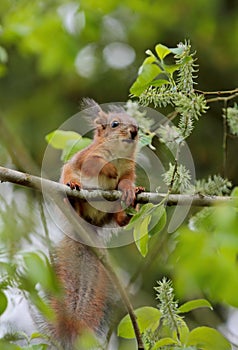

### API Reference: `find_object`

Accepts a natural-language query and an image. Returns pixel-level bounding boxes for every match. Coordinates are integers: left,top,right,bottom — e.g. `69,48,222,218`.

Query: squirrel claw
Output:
135,186,145,194
66,181,81,191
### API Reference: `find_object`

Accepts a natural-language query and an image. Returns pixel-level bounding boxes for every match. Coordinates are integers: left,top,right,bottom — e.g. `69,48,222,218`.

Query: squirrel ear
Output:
81,98,107,128
94,111,108,129
81,98,101,112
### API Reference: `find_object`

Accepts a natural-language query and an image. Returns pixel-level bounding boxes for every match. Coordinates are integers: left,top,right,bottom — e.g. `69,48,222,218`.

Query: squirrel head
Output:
94,108,138,146
81,98,139,149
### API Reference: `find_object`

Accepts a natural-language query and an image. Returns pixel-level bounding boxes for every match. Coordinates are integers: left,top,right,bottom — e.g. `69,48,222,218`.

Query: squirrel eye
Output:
111,120,120,128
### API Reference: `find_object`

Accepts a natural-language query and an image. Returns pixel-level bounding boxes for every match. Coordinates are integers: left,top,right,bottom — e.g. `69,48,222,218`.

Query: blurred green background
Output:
0,0,237,181
0,2,238,347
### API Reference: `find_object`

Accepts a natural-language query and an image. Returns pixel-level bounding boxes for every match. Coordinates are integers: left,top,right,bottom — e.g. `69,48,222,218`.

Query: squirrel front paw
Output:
66,181,81,191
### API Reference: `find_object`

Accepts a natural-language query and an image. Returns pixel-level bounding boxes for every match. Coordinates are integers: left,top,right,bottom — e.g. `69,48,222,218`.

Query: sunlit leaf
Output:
150,79,171,87
45,130,82,149
126,203,154,229
130,63,161,96
23,252,59,293
155,44,171,60
118,306,161,339
178,299,213,314
148,205,167,236
231,186,238,208
134,215,150,257
187,327,231,350
151,337,178,349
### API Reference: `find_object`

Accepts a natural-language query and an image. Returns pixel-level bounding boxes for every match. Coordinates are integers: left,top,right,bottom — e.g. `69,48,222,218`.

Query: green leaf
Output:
187,327,231,350
145,49,156,58
155,44,171,60
23,252,59,293
134,215,150,257
126,203,154,230
163,63,181,75
231,186,238,207
118,306,161,339
30,332,47,340
148,205,167,236
151,337,178,349
74,330,101,350
61,137,92,162
0,340,20,350
0,290,8,315
150,79,171,87
45,130,82,150
130,63,161,96
178,299,213,314
177,319,190,344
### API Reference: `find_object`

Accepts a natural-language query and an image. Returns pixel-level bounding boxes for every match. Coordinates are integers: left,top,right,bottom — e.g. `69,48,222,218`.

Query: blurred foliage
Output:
0,0,238,349
0,0,237,177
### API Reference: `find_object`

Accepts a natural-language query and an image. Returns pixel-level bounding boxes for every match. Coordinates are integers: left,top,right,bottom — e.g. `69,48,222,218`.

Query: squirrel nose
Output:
130,127,138,140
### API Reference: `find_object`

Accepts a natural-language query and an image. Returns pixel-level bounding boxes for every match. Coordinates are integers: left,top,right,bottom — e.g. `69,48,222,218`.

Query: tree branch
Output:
0,166,236,207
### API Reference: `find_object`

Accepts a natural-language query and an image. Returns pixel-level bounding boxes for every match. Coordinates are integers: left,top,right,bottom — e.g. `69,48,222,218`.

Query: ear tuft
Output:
81,98,101,113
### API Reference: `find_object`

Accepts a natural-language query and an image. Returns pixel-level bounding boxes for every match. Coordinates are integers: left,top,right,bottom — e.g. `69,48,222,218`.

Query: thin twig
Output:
195,88,238,96
206,93,238,104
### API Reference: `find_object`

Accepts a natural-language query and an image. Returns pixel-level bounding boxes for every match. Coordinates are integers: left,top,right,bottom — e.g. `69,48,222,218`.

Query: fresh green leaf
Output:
163,63,181,75
155,44,171,60
145,49,156,57
0,290,8,315
126,203,154,230
148,205,167,236
30,332,48,340
118,306,161,339
178,299,213,314
45,130,82,150
231,187,238,208
177,319,190,344
151,337,178,349
130,63,161,96
150,79,171,87
74,330,101,350
23,252,59,293
134,215,151,257
187,327,231,350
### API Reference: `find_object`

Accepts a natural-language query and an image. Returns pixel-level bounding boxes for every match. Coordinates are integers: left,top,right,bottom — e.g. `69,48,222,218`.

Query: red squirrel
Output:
47,100,139,348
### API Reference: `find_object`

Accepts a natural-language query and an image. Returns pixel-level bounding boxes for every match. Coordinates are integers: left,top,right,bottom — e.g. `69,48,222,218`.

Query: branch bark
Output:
0,166,236,207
